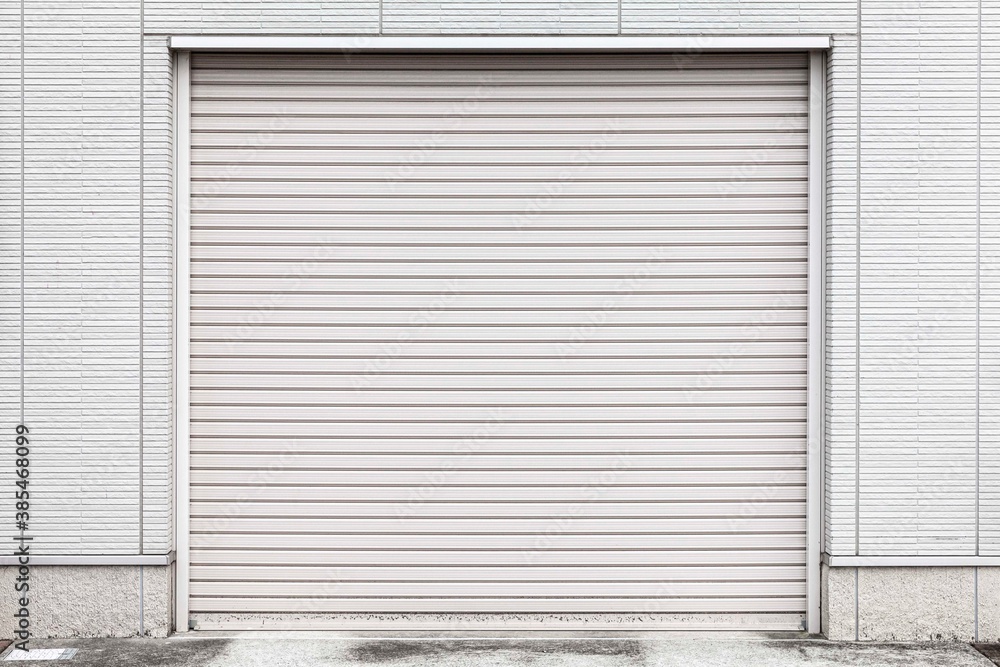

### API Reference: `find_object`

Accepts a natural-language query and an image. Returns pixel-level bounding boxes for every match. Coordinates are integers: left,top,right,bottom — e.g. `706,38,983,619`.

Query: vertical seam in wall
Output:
617,0,622,34
378,0,383,35
854,566,859,640
19,1,24,428
975,566,980,642
138,0,145,557
139,565,144,636
976,0,982,558
855,0,862,558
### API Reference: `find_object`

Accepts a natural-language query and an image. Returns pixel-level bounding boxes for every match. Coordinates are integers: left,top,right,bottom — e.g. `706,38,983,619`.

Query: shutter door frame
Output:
171,44,826,635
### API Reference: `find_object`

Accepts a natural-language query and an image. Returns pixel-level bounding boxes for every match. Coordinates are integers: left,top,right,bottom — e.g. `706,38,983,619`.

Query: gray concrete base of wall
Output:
822,564,1000,641
0,565,173,638
7,564,1000,640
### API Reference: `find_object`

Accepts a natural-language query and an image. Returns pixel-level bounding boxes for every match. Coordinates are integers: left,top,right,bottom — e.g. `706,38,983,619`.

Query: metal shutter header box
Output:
187,51,809,629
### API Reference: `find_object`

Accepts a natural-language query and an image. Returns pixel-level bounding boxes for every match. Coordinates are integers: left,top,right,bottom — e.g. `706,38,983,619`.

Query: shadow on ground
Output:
3,638,996,667
349,639,644,663
974,644,1000,666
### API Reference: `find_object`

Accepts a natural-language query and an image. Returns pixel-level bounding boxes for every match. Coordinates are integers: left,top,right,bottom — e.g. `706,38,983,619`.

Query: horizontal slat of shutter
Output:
190,295,806,310
192,83,808,100
189,452,807,469
191,598,805,614
191,99,807,116
191,484,806,502
191,581,807,598
189,275,806,292
189,310,806,327
190,373,807,389
190,420,807,438
189,388,806,404
190,469,806,486
191,213,808,229
192,178,807,197
192,533,806,550
191,67,809,84
191,246,808,261
192,115,808,132
190,549,806,566
191,565,805,581
188,341,807,358
189,438,806,454
192,132,806,150
190,501,804,518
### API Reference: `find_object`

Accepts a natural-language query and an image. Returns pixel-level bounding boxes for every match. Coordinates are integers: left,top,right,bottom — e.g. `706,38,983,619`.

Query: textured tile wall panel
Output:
141,36,173,554
981,0,1000,556
144,1,379,34
911,0,978,555
857,4,922,554
20,0,88,554
0,2,23,556
825,35,860,555
142,1,858,36
382,1,618,34
857,0,979,556
79,0,143,555
3,0,997,560
0,1,144,555
620,1,856,34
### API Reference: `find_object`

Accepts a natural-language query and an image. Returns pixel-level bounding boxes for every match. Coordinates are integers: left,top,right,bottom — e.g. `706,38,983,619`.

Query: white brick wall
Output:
981,1,1000,556
825,33,860,556
1,1,144,555
620,0,856,34
143,1,379,34
857,0,981,556
1,1,995,559
382,1,618,33
0,0,22,554
142,36,173,555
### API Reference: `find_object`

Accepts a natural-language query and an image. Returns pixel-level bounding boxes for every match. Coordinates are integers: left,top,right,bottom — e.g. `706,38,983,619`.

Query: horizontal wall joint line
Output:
824,554,1000,568
0,553,176,566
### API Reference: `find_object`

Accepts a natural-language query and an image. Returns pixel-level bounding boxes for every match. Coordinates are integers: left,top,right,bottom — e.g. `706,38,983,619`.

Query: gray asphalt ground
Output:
1,636,994,667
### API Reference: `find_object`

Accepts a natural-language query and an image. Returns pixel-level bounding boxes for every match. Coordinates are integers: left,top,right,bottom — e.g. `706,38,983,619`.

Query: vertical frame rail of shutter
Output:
169,35,831,635
806,49,827,635
173,49,191,634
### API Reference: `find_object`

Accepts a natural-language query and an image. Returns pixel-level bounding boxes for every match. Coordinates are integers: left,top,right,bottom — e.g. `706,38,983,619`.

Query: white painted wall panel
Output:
858,1,979,556
911,1,979,555
2,1,145,555
382,1,618,34
857,1,923,555
620,0,856,34
0,0,23,561
18,0,85,555
77,0,144,554
824,35,859,556
980,0,1000,556
143,0,856,36
0,0,994,572
144,1,380,34
142,36,174,554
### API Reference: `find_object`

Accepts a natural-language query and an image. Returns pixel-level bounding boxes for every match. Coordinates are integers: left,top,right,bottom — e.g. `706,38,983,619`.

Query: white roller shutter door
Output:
188,52,809,628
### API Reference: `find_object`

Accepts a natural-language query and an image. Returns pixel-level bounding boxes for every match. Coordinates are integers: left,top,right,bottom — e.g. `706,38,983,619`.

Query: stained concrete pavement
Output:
2,636,996,667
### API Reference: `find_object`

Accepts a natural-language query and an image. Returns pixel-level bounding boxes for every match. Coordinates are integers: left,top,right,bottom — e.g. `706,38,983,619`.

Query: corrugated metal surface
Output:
187,52,809,624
